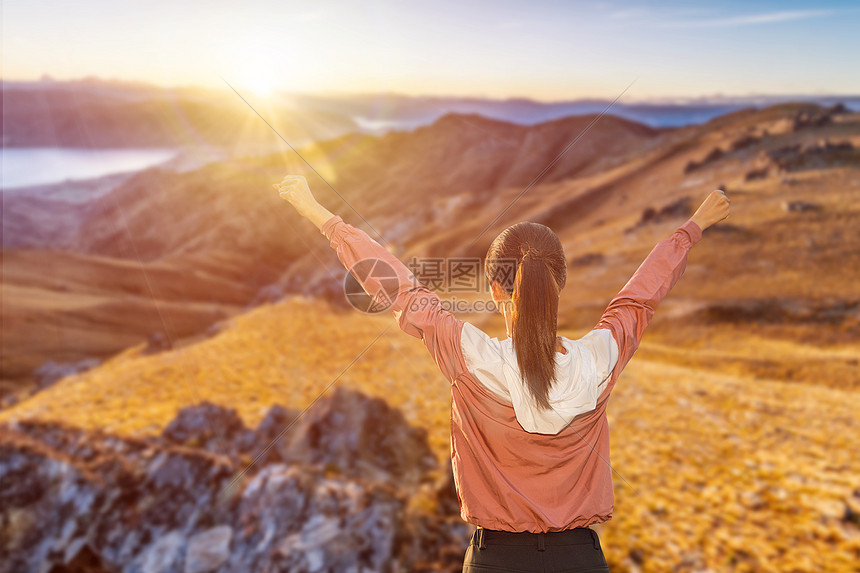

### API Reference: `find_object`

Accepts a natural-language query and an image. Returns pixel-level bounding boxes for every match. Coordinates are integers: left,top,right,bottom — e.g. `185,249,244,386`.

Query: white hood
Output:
460,322,619,434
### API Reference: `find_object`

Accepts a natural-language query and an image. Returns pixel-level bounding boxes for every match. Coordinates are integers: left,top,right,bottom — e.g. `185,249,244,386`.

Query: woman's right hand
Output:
274,175,318,217
274,174,335,231
690,189,731,231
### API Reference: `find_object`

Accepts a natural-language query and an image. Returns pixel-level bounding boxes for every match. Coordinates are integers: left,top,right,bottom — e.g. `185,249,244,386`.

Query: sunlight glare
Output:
239,63,276,97
218,38,285,99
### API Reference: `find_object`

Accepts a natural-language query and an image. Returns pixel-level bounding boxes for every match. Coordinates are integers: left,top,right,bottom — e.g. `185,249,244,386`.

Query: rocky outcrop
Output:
158,388,438,486
791,108,834,131
764,139,856,172
683,146,725,174
744,166,769,181
625,196,693,234
728,133,762,152
32,358,102,392
0,387,466,573
693,297,860,327
782,200,822,213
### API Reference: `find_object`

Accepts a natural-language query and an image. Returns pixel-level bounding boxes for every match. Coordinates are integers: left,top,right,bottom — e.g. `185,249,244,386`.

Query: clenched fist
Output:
273,175,335,230
274,175,318,217
690,189,731,231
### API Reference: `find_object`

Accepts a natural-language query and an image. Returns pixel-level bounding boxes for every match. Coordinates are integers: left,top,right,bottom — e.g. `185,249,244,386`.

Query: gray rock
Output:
0,388,467,573
32,358,101,392
782,200,822,213
184,525,233,573
275,386,438,485
161,401,246,451
140,530,185,573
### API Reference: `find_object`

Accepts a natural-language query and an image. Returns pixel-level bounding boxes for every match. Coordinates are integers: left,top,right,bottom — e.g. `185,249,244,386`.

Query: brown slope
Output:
326,112,662,218
1,173,136,250
0,111,659,396
9,102,857,397
406,102,860,387
1,162,326,395
1,249,251,394
416,101,856,266
72,111,659,259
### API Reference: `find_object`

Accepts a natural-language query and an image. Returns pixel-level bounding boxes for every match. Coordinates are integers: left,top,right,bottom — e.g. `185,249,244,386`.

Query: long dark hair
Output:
485,222,566,410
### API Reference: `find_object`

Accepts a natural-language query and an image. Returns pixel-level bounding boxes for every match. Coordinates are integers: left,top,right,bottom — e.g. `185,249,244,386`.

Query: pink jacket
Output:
321,215,702,533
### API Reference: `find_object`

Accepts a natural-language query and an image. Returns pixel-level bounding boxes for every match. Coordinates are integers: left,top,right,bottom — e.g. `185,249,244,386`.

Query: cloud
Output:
658,9,839,28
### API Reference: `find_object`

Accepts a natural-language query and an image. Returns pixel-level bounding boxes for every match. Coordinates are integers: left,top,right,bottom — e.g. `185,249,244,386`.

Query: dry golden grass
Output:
600,359,860,572
2,296,858,571
642,322,860,392
0,297,454,456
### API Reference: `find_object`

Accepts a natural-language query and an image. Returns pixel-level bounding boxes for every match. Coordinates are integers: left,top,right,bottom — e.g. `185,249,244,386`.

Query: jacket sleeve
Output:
593,220,703,398
320,215,467,383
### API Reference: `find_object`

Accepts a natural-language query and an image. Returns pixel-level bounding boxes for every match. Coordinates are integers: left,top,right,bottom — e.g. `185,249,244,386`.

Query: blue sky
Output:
2,0,858,101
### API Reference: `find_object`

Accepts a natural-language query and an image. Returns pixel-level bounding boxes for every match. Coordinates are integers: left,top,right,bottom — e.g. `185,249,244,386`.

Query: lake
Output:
1,147,180,190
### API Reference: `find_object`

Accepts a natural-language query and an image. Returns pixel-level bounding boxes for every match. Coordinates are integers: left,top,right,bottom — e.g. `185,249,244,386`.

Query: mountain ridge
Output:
2,100,858,399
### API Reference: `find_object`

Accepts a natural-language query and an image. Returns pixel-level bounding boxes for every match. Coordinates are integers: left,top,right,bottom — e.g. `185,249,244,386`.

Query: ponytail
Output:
512,253,560,410
485,222,566,412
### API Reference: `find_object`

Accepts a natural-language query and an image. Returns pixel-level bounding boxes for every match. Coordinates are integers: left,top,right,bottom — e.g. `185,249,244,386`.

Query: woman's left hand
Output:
274,175,318,217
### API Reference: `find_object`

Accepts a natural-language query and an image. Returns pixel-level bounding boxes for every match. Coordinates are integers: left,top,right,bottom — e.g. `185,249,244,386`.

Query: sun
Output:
233,56,279,97
216,38,295,99
242,73,275,97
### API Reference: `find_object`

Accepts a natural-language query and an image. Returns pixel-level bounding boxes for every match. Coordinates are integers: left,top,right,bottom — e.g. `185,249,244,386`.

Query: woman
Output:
275,176,730,572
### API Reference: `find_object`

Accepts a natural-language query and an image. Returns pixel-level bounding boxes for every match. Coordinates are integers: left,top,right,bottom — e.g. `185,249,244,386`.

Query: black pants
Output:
462,526,610,573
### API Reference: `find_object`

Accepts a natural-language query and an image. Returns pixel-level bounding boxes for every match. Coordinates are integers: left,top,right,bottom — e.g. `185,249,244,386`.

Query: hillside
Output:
70,111,661,259
0,109,663,394
3,102,858,396
397,102,860,388
4,102,860,395
2,296,858,571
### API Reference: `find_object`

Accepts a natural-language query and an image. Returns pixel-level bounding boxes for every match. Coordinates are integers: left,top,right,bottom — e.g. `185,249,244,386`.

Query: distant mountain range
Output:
0,78,357,150
282,91,860,132
3,77,859,148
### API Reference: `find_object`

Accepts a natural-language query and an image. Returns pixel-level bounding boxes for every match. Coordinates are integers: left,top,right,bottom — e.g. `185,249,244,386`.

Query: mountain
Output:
73,111,660,256
0,78,358,150
0,109,659,394
285,90,860,130
7,78,860,150
3,101,859,397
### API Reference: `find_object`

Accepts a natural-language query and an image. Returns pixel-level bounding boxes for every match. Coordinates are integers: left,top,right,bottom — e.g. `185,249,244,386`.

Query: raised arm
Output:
593,190,731,398
275,176,467,382
274,176,336,230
